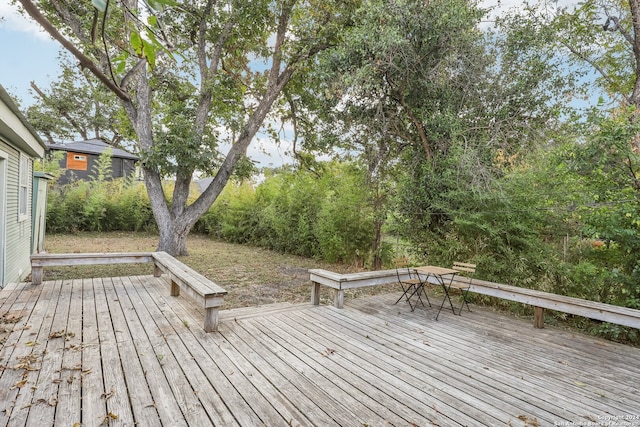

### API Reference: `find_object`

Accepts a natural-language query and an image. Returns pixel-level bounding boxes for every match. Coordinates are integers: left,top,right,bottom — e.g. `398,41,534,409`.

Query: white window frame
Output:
18,153,29,222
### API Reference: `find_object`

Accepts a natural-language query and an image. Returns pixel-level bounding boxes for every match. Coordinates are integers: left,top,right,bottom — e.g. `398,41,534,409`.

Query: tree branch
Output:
560,38,634,106
18,0,131,102
30,81,89,140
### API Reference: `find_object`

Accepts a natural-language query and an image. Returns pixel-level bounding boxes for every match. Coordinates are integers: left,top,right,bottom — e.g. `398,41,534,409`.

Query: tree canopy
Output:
17,0,359,255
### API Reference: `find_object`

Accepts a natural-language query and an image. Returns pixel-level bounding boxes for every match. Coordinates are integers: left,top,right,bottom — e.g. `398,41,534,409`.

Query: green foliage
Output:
25,55,133,145
92,147,112,183
46,178,154,233
314,166,374,264
193,162,378,265
34,150,65,183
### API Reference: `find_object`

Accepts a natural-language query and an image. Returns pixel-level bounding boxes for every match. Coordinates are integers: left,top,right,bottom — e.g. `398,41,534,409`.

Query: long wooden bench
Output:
151,251,227,332
309,268,640,330
309,268,409,308
30,251,227,332
31,252,154,285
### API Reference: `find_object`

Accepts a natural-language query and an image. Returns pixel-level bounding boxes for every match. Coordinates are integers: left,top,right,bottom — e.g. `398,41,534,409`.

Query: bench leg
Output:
153,264,162,277
534,306,545,328
333,289,344,309
311,282,321,305
204,307,220,332
31,267,43,285
170,279,180,297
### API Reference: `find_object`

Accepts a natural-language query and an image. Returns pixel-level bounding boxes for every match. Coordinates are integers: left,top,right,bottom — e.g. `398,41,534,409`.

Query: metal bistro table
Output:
414,266,459,320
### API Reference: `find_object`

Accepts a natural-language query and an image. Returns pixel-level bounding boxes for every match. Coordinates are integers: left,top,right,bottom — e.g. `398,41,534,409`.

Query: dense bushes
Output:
46,177,155,233
194,163,377,265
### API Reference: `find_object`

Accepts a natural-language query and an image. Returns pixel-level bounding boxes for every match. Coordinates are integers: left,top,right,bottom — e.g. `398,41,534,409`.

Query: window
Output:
18,154,29,221
66,152,88,170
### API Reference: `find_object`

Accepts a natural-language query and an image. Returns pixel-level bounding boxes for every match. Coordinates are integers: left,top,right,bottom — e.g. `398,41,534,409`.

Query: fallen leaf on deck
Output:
574,381,586,387
11,380,27,389
321,348,336,357
517,415,539,427
101,389,115,400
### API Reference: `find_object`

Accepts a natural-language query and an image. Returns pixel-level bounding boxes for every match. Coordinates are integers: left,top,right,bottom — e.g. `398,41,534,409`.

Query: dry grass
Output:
40,232,398,309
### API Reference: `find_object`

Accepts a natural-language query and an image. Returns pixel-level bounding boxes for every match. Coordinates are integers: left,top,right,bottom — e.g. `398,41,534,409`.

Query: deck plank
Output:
350,293,640,411
349,293,640,419
249,312,438,426
103,276,162,426
1,276,640,427
311,300,576,424
129,275,235,426
3,282,56,426
0,283,46,425
25,280,66,426
54,279,84,426
118,275,192,426
94,277,136,426
278,308,495,426
136,275,302,426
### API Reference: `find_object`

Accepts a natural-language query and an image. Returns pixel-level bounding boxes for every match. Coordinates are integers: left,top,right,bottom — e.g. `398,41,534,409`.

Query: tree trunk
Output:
371,218,384,270
157,217,193,256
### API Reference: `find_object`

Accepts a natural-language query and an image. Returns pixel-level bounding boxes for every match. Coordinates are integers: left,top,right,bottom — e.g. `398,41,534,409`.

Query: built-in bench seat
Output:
30,251,227,332
31,252,154,285
309,268,408,308
309,268,640,330
151,251,227,332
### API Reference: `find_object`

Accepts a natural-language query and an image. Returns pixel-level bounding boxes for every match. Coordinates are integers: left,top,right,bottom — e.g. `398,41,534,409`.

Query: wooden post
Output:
311,281,321,305
31,267,43,285
333,289,344,309
204,308,219,332
170,279,180,297
153,264,162,277
534,306,545,328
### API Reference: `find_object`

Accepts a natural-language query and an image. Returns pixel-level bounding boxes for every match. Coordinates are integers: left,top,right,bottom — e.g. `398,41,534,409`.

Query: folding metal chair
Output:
393,257,429,310
450,261,476,314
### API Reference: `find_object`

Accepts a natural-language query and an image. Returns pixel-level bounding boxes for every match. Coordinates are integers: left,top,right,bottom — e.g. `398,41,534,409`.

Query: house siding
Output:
0,138,32,285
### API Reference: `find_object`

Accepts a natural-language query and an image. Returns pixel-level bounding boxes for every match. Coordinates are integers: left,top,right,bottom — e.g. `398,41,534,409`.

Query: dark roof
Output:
47,139,139,160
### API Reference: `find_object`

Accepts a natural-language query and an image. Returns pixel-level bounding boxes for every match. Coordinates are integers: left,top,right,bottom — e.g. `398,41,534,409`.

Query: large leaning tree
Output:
16,0,356,255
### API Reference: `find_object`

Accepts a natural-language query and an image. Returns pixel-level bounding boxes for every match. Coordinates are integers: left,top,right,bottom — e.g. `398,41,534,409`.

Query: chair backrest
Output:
394,257,412,280
452,262,476,282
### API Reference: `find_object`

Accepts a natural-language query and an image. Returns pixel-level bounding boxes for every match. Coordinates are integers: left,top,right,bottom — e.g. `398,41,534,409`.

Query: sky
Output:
0,0,296,167
0,0,577,166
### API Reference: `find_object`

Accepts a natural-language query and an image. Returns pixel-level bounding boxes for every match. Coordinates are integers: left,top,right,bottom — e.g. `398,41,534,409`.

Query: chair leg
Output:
457,288,472,315
419,284,431,308
406,283,427,311
394,283,412,304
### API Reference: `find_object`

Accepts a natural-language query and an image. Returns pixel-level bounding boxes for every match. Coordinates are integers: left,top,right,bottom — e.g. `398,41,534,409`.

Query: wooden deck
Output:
1,275,639,426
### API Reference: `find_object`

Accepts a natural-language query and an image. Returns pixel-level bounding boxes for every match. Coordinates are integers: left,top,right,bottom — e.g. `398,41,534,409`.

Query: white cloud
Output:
0,0,53,41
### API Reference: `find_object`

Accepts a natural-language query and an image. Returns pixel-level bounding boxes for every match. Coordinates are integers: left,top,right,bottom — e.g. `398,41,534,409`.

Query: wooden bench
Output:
309,268,640,330
309,268,410,309
151,251,227,332
30,251,227,332
31,252,154,285
459,276,640,330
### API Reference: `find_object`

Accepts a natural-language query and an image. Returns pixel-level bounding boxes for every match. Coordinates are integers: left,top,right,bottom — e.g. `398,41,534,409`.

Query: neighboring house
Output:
46,139,139,185
0,84,47,287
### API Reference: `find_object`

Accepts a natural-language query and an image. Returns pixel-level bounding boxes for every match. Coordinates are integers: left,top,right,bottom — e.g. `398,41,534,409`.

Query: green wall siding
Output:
0,138,33,286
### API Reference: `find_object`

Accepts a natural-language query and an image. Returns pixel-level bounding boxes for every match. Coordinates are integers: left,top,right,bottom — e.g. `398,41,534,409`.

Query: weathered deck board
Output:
1,276,639,427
